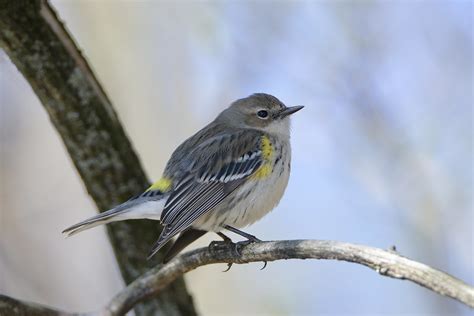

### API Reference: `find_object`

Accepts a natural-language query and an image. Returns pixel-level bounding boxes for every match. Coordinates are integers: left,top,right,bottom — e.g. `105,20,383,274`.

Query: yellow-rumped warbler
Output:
63,93,303,261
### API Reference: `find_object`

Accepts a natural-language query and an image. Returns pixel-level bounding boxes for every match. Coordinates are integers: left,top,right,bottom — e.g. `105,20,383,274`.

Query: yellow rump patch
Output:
147,177,172,192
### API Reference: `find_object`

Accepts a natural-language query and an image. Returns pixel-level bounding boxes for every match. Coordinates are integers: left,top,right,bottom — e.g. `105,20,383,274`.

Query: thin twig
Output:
1,240,472,315
102,240,474,316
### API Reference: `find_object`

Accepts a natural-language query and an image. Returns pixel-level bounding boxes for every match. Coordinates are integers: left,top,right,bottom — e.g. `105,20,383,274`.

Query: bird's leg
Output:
208,231,235,250
223,225,261,243
217,232,233,243
224,225,267,269
211,226,267,271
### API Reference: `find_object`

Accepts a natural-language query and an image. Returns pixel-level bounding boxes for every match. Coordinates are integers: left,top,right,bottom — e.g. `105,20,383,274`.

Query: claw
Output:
234,243,242,256
234,240,251,256
260,261,268,270
222,262,233,272
233,245,241,257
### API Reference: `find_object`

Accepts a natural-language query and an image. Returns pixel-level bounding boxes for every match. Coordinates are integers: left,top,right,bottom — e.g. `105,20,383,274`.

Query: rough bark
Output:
0,1,196,315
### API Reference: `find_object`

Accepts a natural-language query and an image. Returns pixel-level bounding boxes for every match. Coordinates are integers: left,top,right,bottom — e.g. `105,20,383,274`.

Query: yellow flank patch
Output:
261,135,273,160
251,135,274,180
147,177,172,192
252,164,272,179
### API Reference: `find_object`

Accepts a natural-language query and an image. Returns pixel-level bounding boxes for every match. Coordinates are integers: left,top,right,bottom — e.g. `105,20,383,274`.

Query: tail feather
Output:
62,205,128,236
161,228,207,262
63,198,166,237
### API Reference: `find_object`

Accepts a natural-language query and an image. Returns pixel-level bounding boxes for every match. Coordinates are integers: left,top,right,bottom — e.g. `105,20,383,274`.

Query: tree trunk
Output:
0,1,196,315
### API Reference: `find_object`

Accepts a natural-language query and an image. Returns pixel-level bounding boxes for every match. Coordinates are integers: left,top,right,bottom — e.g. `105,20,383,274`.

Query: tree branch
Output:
1,240,472,315
0,1,195,315
103,240,474,315
0,295,72,316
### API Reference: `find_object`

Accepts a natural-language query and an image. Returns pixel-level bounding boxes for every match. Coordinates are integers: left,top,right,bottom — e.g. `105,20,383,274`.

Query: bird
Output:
63,93,303,262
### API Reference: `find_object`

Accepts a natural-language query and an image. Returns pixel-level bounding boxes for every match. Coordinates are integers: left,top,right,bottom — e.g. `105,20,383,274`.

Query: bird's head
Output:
217,93,304,137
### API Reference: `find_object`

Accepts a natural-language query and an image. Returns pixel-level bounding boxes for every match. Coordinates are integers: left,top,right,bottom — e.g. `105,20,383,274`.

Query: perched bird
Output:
63,93,303,262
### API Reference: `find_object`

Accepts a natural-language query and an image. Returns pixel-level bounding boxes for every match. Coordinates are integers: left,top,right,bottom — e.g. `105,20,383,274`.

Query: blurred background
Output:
0,0,472,315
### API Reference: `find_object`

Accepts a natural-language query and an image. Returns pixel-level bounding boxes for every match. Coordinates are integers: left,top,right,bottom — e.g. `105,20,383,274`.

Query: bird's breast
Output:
194,140,291,231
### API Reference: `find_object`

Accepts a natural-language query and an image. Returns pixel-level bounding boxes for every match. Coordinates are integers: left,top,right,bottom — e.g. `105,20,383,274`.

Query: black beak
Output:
279,105,304,119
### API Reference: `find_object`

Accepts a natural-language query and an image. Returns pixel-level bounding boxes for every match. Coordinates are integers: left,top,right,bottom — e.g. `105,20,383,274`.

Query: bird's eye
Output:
257,110,269,119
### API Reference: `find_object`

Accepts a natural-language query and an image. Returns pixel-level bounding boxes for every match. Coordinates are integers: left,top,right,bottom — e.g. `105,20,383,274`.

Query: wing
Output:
148,131,265,258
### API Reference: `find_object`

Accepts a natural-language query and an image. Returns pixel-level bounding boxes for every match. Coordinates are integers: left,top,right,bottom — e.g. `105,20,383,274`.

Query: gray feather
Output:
62,194,167,237
148,130,265,257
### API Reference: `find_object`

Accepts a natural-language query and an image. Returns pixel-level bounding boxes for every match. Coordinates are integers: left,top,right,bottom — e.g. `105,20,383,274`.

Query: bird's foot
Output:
234,236,262,256
211,227,267,271
208,240,230,251
209,231,235,251
234,238,267,270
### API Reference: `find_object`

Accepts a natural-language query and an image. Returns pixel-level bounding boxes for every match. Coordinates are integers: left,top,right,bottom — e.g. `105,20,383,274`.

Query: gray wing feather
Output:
148,131,264,257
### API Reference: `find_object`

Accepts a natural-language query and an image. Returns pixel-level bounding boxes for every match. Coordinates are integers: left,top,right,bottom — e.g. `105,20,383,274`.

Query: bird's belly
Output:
193,158,290,232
